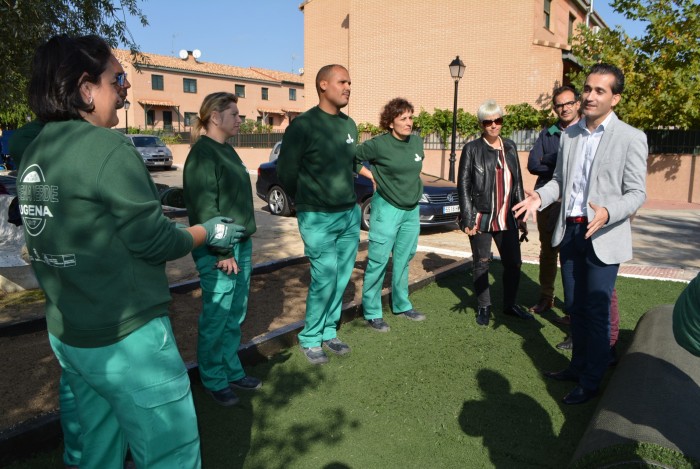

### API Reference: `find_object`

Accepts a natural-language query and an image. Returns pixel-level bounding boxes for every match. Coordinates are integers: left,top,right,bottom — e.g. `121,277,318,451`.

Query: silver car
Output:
126,134,173,169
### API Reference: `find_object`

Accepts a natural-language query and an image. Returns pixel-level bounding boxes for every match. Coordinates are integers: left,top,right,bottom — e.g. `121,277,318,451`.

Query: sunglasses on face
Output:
482,117,503,127
553,100,577,110
115,72,128,87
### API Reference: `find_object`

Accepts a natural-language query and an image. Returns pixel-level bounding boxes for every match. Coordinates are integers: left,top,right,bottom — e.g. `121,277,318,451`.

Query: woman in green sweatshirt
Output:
18,35,244,469
183,92,260,407
357,98,427,332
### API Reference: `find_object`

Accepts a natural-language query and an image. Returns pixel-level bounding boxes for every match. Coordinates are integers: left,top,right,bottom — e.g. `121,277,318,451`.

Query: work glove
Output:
201,217,246,250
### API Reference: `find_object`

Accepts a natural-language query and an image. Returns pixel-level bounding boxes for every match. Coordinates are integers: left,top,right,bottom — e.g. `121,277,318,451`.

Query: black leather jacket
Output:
457,137,525,231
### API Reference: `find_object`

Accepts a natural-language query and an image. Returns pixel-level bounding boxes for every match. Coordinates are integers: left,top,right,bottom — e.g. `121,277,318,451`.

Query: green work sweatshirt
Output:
356,132,425,210
277,106,359,212
183,136,257,258
673,273,700,356
17,119,193,347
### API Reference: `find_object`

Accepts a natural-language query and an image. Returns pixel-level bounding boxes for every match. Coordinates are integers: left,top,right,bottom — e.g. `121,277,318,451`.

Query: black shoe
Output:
503,305,534,320
543,368,579,382
230,375,262,391
396,309,426,321
322,337,351,355
206,387,240,406
300,345,329,365
562,385,598,405
366,318,390,332
556,336,573,350
476,305,491,326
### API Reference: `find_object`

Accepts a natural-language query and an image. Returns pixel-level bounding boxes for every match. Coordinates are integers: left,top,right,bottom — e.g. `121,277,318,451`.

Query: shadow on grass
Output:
193,351,360,469
460,369,556,468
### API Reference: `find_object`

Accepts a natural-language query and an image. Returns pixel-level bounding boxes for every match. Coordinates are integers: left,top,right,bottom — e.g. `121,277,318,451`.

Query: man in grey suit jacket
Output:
514,63,648,405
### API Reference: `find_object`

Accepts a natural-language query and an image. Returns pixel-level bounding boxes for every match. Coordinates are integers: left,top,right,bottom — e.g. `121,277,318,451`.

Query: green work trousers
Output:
193,238,252,391
362,193,420,319
297,206,361,348
48,317,201,469
59,373,82,466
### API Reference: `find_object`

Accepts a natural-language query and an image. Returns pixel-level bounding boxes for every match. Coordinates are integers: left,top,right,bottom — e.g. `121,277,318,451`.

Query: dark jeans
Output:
560,222,619,391
468,229,522,309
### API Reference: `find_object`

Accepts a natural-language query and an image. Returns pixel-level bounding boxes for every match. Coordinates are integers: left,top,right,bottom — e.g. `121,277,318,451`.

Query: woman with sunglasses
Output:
17,34,245,468
457,99,532,327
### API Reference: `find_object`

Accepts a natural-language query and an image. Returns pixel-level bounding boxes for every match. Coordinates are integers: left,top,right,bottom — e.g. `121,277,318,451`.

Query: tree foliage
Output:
239,119,273,134
570,0,700,129
0,0,148,129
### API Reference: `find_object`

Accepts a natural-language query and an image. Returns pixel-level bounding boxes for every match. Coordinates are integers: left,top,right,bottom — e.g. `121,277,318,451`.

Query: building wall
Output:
302,0,592,125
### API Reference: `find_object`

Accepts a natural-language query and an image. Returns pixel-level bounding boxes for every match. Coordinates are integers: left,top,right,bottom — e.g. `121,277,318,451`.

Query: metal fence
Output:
421,129,700,154
227,132,285,148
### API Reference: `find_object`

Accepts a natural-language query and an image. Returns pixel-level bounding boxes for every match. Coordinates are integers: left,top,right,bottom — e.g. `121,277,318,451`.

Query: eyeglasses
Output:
553,100,577,111
482,117,503,127
115,72,128,87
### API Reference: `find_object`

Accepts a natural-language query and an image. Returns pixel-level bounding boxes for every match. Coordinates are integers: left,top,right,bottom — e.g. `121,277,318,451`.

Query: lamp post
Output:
124,99,131,132
448,55,465,182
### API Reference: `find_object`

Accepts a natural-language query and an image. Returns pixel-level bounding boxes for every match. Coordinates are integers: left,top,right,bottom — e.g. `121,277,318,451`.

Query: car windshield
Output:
131,136,164,147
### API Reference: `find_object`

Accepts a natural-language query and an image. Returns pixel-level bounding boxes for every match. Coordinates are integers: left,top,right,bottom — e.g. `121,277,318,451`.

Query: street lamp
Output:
124,99,131,132
448,55,465,182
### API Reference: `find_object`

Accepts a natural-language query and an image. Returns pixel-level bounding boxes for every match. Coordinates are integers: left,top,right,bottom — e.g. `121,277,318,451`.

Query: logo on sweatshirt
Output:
18,164,57,237
346,134,354,144
415,153,423,162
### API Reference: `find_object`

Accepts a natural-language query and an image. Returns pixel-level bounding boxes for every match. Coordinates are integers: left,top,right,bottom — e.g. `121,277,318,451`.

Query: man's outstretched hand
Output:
512,189,542,223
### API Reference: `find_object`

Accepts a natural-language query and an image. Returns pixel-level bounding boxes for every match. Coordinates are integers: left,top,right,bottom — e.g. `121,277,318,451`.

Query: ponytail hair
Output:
192,91,238,142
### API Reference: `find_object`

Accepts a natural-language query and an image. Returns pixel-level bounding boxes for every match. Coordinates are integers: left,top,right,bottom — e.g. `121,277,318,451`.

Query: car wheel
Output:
267,186,291,216
360,197,372,231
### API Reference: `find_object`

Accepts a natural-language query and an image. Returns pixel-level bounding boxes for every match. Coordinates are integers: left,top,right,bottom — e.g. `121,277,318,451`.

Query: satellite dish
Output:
298,68,304,75
179,49,188,59
192,49,201,59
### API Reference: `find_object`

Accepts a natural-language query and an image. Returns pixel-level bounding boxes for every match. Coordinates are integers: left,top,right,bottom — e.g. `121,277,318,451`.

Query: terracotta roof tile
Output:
114,49,304,85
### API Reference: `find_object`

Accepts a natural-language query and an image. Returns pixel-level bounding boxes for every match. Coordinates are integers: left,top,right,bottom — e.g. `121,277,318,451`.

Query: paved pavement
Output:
2,168,698,295
151,169,700,285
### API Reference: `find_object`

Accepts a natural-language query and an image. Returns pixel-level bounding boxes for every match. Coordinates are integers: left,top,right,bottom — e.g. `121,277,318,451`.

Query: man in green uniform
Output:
673,273,700,356
278,64,361,365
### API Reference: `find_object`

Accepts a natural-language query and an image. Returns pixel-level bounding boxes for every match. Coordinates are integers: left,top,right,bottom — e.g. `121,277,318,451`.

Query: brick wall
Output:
301,0,589,125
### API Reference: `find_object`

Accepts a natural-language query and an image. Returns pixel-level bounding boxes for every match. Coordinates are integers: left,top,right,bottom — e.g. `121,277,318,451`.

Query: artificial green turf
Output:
5,263,688,468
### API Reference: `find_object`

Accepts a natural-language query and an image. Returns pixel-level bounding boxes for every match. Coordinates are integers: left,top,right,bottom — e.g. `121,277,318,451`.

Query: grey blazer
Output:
536,113,648,265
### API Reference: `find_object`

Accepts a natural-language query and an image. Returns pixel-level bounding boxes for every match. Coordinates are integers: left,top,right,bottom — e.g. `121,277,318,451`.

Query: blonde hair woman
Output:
183,92,261,406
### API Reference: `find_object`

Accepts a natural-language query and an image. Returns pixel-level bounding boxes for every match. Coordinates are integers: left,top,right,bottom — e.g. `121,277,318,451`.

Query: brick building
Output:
112,49,305,132
299,0,606,125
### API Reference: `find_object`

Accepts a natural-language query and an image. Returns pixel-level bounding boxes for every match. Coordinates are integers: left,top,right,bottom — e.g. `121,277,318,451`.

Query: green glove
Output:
201,217,246,250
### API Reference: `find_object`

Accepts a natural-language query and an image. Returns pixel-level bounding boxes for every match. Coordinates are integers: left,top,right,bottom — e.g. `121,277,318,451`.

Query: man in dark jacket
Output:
527,85,579,314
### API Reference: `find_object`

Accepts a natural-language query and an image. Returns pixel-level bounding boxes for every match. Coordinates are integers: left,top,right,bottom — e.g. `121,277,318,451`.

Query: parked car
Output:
255,159,459,230
125,134,173,169
269,141,282,162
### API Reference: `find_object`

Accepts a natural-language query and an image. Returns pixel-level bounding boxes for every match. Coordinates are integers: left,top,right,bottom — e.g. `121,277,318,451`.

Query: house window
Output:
183,78,197,93
146,110,155,126
544,0,551,29
568,13,576,43
289,88,297,101
261,87,269,100
184,112,197,127
235,84,245,98
152,74,164,91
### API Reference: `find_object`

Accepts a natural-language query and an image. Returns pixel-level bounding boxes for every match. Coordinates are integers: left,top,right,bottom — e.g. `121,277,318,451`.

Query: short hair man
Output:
514,63,648,405
277,64,361,365
527,85,579,315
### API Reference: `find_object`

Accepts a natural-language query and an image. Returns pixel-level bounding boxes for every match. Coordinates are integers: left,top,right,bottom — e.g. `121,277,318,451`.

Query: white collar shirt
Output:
566,112,615,217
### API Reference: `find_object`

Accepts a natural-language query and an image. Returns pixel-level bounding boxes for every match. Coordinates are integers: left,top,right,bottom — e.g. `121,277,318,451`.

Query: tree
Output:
570,0,700,129
0,0,147,129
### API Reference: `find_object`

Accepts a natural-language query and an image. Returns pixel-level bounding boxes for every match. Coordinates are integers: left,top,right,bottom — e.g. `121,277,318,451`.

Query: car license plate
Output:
443,205,459,214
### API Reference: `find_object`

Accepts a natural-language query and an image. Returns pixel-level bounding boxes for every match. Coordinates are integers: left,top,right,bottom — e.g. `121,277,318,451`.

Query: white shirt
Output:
566,112,615,217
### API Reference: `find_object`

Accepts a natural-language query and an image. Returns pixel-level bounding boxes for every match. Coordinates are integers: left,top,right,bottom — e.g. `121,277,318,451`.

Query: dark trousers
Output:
536,201,561,301
560,222,619,391
469,229,522,309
